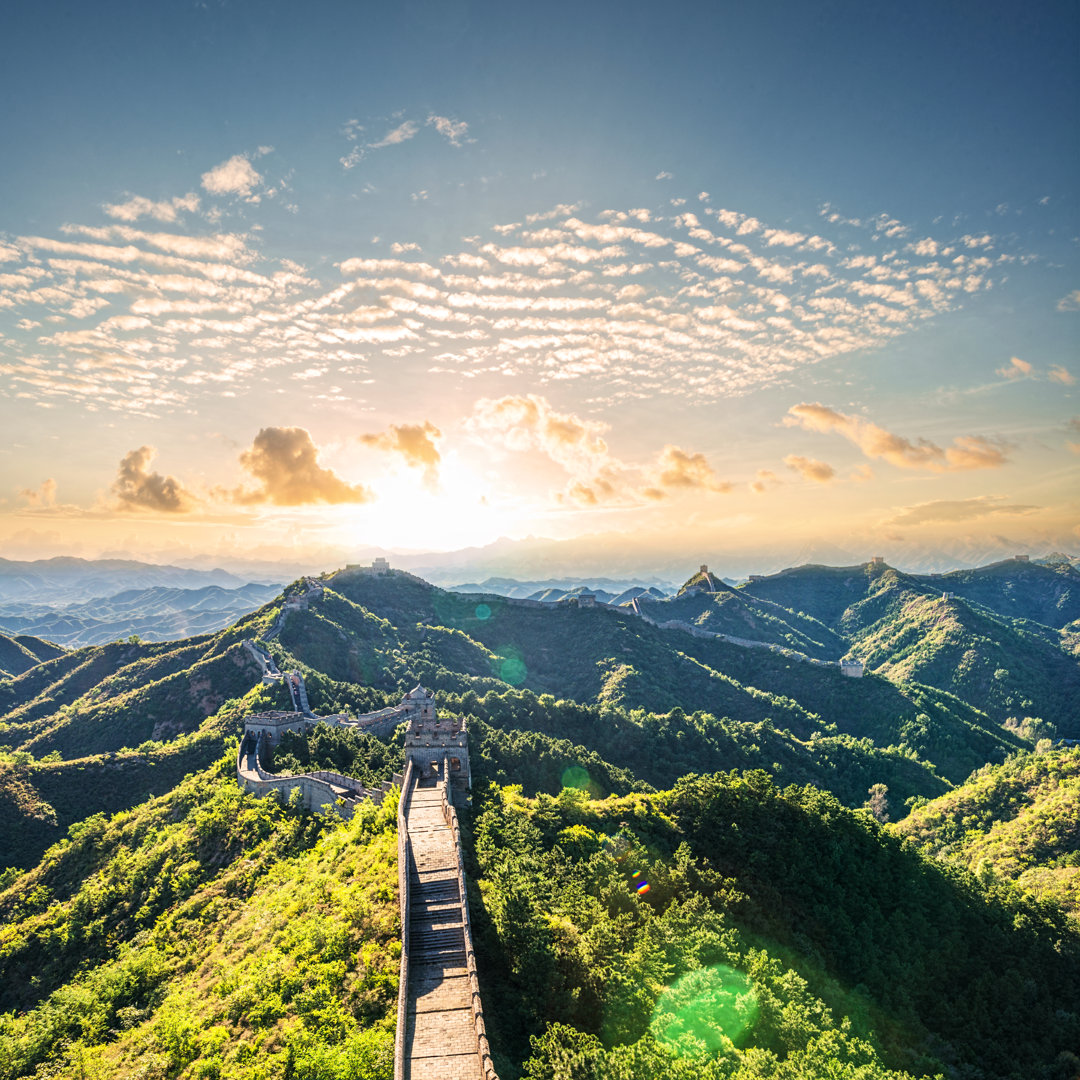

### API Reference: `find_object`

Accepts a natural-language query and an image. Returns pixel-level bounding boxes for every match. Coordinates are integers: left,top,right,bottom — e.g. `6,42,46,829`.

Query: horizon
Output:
1,541,1075,591
2,1,1077,569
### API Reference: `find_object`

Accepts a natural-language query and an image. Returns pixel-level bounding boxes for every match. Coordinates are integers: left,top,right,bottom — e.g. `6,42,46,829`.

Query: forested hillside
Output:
738,560,1080,732
0,759,399,1080
283,568,1028,786
1,561,1077,1080
0,633,64,680
467,773,1080,1079
896,747,1080,916
0,600,290,870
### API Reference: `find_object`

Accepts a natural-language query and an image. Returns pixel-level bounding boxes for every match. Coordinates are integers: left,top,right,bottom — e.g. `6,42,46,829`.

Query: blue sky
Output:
0,0,1076,570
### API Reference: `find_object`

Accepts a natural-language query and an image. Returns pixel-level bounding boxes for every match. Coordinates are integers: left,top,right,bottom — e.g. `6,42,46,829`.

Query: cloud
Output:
468,395,730,506
783,454,835,483
369,120,420,150
885,495,1039,527
234,427,373,505
112,446,196,513
1057,290,1080,311
104,193,200,223
764,229,805,247
655,171,673,180
749,469,780,494
58,222,251,261
784,402,1009,471
18,478,57,507
563,465,623,506
470,393,607,464
527,203,585,224
943,435,1011,470
997,355,1033,379
874,215,910,239
201,155,263,199
1049,365,1075,385
468,393,620,503
652,445,731,493
360,421,441,488
427,114,470,146
0,197,1033,416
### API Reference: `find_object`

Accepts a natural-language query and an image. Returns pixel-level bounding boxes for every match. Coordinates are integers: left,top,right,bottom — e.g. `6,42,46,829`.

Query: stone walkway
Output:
404,779,482,1079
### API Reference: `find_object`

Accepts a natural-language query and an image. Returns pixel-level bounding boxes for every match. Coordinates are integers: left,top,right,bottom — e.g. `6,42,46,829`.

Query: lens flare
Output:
561,765,591,789
499,656,527,684
475,603,491,620
650,964,758,1057
494,644,527,685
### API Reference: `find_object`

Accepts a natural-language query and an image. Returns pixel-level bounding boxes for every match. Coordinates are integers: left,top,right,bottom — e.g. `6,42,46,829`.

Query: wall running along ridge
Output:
233,635,493,1077
394,758,415,1080
438,753,500,1079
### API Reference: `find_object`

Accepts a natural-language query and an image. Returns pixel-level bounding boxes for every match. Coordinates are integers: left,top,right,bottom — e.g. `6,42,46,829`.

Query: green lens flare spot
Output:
650,964,758,1058
499,657,527,685
475,603,491,620
561,765,591,789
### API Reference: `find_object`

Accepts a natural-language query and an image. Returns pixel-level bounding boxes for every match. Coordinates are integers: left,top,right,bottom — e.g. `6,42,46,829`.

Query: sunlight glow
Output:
332,453,525,551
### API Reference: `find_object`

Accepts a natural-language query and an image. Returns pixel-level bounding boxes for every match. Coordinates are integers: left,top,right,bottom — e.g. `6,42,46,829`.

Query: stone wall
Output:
236,731,386,814
340,703,411,738
243,710,310,739
439,754,499,1079
393,758,415,1080
631,607,848,671
404,712,470,796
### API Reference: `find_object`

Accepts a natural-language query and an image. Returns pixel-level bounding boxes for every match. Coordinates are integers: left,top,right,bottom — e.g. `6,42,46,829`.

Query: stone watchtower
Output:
401,685,471,802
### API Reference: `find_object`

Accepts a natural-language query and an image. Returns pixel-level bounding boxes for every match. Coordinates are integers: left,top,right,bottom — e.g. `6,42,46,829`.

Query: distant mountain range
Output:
0,583,282,648
449,576,675,601
387,534,1080,583
0,558,284,647
0,556,274,605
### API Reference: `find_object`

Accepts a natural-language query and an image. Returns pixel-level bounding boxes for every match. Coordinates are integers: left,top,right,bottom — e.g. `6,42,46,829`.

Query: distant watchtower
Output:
684,564,719,594
402,686,470,802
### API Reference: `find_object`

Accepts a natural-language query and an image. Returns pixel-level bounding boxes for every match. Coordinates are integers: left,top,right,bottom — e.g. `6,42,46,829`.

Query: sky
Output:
0,0,1077,575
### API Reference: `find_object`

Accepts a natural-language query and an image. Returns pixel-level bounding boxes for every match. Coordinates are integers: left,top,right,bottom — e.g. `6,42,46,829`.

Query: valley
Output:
0,558,1077,1080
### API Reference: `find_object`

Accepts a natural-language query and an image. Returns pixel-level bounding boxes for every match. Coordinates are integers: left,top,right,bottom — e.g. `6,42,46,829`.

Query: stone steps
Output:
403,779,483,1079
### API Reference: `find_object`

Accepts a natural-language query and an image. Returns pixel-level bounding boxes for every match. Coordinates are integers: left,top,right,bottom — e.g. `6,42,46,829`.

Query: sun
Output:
333,452,525,552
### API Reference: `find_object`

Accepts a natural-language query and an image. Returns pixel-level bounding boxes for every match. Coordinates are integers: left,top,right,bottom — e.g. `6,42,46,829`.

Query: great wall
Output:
236,642,497,1079
232,558,874,1075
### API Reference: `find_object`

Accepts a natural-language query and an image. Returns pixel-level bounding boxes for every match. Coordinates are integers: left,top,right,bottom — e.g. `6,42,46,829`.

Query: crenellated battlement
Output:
235,643,488,1075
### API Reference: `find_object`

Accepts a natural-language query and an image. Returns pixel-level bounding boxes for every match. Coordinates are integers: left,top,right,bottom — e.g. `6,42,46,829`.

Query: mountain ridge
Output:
1,559,1078,1078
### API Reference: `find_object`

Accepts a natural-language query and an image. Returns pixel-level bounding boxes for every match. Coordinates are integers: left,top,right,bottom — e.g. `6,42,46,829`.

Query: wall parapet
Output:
236,732,385,812
631,609,846,670
439,754,500,1080
393,758,415,1080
